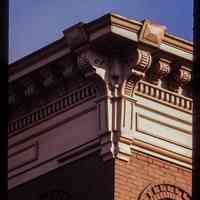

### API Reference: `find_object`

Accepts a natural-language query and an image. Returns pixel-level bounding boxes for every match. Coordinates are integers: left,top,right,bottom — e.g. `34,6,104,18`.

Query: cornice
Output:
9,13,193,82
110,13,193,53
163,33,193,53
9,38,67,76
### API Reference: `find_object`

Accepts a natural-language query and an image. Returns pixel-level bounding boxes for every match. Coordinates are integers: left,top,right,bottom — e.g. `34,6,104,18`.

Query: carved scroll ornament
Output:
125,49,152,96
132,49,152,78
77,51,96,77
77,48,108,78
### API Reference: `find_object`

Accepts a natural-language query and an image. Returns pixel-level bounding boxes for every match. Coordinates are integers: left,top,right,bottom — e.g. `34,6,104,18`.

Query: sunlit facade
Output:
8,14,193,200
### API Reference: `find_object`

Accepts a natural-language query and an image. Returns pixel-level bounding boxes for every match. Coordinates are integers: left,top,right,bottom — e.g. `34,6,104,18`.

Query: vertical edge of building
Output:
193,0,200,199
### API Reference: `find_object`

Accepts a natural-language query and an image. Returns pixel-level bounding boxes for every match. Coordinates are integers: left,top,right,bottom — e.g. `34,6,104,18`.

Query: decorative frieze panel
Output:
138,183,191,200
135,113,192,149
8,84,97,135
120,93,192,165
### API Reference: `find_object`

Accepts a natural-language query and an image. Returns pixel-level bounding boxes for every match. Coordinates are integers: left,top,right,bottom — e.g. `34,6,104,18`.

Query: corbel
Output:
147,57,171,86
172,65,191,95
125,48,152,96
76,46,109,80
130,48,152,79
109,57,123,96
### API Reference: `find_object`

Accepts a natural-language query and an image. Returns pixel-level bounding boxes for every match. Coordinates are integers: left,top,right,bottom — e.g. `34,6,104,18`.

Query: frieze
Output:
8,84,97,135
138,183,191,200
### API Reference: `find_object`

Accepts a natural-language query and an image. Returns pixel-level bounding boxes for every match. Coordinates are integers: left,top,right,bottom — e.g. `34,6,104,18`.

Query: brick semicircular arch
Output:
138,183,191,200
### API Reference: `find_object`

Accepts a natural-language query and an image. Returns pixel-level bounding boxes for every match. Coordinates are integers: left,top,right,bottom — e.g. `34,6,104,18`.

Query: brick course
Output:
114,151,192,200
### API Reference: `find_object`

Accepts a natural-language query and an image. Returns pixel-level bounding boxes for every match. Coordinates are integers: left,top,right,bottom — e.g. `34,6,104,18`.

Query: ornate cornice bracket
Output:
131,49,152,78
76,47,109,82
77,50,97,78
172,66,192,95
148,58,171,86
125,49,152,96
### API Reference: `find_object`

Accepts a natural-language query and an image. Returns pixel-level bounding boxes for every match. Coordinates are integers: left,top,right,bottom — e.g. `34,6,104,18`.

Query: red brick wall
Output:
114,151,192,200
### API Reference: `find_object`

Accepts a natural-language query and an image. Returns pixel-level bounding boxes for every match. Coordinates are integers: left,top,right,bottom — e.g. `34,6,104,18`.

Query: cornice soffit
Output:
8,13,193,81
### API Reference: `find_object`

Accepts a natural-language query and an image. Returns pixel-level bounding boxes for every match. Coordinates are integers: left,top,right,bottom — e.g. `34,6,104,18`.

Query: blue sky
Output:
9,0,193,64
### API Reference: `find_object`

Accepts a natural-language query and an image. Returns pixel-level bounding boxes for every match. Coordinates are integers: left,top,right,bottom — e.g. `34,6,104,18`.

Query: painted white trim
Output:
111,25,192,61
134,131,192,158
111,25,138,42
160,43,193,61
131,145,192,169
